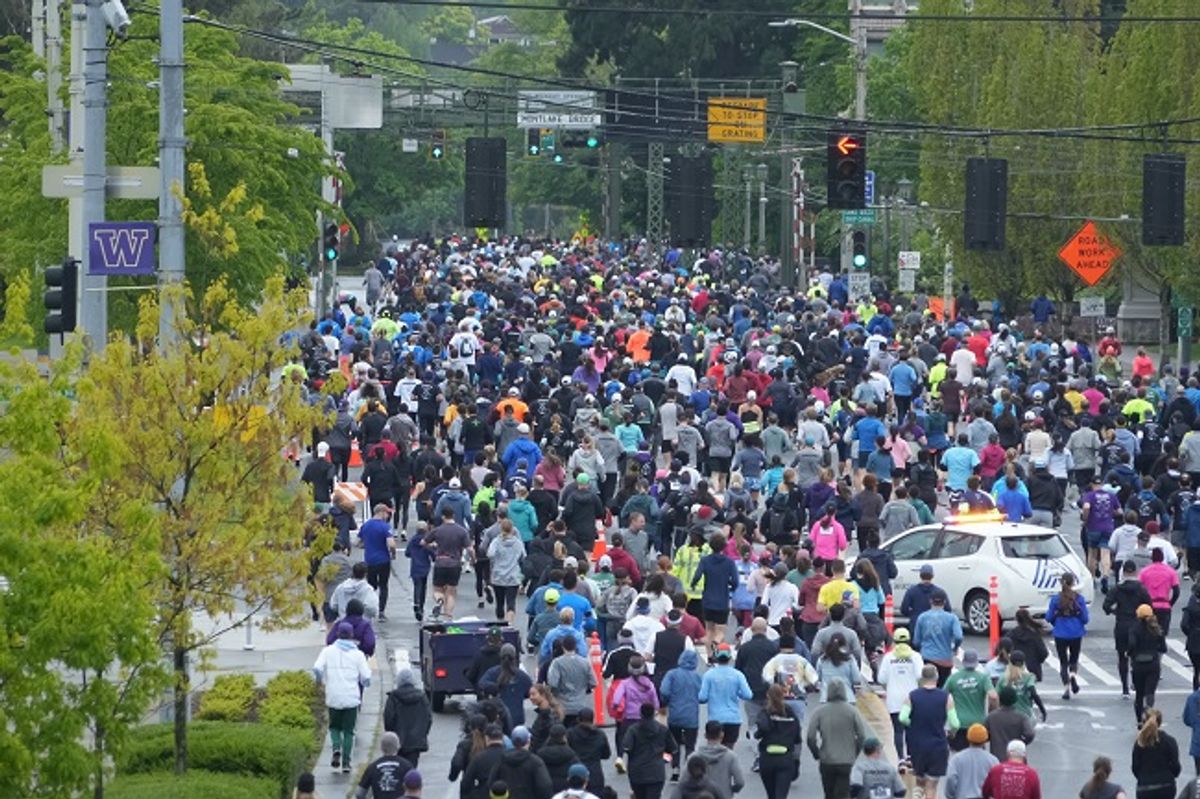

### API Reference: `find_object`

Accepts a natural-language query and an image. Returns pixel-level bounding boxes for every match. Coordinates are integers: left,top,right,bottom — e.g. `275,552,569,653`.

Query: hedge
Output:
195,673,256,722
107,770,276,799
260,671,320,732
117,722,315,797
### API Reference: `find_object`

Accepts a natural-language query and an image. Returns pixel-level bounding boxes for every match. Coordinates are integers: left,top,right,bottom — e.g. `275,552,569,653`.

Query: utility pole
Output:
32,0,44,57
756,162,768,254
742,164,753,252
779,61,799,286
604,141,621,240
46,0,64,152
158,0,185,344
852,0,867,122
80,0,108,347
646,142,664,256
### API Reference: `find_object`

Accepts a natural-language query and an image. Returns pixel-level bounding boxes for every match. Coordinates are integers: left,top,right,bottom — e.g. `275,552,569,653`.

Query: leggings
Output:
1191,651,1200,691
392,488,411,532
494,585,519,619
474,558,492,599
669,726,698,765
631,782,664,799
412,577,427,618
1133,664,1161,724
891,712,907,760
366,562,391,614
1055,637,1082,685
759,755,798,799
819,763,852,799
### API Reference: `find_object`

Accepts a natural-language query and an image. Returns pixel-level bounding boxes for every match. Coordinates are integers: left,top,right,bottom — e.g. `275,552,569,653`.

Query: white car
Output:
881,515,1094,636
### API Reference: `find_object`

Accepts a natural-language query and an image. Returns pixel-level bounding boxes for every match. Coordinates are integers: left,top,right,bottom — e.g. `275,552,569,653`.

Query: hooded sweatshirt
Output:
698,663,752,724
489,747,553,799
659,649,703,729
487,533,526,586
330,577,379,619
313,638,371,709
325,612,377,657
503,437,543,481
383,669,431,753
806,678,867,766
692,741,746,799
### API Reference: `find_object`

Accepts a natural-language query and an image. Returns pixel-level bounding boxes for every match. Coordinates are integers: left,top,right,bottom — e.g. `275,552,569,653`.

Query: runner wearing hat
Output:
944,724,998,799
699,643,753,747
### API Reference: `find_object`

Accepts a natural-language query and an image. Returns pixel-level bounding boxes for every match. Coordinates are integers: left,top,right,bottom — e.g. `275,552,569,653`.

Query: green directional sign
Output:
841,209,877,225
1180,306,1194,338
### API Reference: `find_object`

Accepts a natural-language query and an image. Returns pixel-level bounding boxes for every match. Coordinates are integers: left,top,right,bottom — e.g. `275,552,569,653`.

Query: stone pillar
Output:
1116,262,1162,344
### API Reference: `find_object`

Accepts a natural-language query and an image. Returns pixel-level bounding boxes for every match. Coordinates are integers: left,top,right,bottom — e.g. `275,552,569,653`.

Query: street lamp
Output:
770,9,866,121
757,163,769,254
742,164,754,251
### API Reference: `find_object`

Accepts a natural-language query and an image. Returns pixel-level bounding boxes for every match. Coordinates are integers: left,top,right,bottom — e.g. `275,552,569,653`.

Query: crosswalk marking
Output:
1045,652,1089,687
1164,639,1196,686
1076,653,1121,687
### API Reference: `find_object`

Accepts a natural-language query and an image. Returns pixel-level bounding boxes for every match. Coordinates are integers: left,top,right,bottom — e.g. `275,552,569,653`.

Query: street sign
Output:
401,138,419,153
517,90,601,130
1079,296,1106,318
848,272,871,301
707,97,767,143
865,170,876,206
841,209,876,225
898,269,915,292
1180,306,1194,338
898,250,921,271
88,222,156,276
1058,220,1122,287
42,165,160,200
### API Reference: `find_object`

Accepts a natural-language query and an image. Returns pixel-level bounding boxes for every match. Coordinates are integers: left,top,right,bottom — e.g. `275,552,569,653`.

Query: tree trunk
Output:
93,720,105,799
173,645,188,776
1161,282,1172,368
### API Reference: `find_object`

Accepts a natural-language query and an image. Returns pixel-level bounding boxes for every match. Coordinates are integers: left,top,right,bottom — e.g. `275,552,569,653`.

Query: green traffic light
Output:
853,254,867,268
432,146,444,159
326,248,338,261
586,136,599,148
529,145,540,156
554,153,564,163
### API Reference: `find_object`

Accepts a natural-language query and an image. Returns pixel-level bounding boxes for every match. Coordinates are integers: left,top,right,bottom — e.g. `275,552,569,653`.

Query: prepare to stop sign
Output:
1058,220,1122,287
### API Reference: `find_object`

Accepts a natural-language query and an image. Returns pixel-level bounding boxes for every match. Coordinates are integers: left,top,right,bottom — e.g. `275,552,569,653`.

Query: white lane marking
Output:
1077,653,1120,687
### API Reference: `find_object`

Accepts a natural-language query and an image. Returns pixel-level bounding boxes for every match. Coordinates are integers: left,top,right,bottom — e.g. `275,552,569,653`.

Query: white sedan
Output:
882,515,1094,636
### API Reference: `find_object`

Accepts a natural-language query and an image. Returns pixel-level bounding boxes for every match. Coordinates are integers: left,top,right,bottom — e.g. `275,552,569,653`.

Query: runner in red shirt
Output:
981,740,1041,799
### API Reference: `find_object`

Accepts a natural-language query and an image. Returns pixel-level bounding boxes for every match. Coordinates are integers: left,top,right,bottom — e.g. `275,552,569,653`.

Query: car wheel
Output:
963,589,991,636
431,690,446,713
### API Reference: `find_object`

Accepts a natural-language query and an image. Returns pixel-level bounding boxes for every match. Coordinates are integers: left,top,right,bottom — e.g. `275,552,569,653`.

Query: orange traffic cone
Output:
591,527,607,562
349,441,363,468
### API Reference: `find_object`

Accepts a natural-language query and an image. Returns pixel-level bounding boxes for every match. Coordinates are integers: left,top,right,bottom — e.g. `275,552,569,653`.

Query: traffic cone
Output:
349,441,363,468
591,528,607,562
588,632,608,727
884,594,895,646
988,575,1001,657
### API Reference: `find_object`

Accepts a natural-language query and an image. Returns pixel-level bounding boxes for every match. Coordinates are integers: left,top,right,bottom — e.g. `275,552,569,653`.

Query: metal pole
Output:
158,0,186,345
64,0,84,355
605,141,621,240
852,0,867,121
779,61,796,285
32,0,45,57
757,164,767,254
316,76,335,318
80,0,107,347
46,0,64,153
743,168,752,251
646,142,664,256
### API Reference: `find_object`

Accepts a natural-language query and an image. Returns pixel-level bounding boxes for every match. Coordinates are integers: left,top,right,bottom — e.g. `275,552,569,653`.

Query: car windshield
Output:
1001,534,1071,559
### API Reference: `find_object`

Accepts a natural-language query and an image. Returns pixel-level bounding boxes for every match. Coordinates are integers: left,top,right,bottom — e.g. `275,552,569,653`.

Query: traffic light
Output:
826,129,867,209
43,257,79,337
553,152,564,164
323,222,340,263
430,129,446,160
539,129,556,157
560,131,603,149
1143,153,1185,246
851,230,868,269
526,129,541,157
586,132,602,148
964,157,1008,251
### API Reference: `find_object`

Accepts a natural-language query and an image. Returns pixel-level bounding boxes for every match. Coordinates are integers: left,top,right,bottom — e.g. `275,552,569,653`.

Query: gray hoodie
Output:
805,678,867,766
944,746,999,799
693,741,745,799
330,578,379,618
487,533,525,587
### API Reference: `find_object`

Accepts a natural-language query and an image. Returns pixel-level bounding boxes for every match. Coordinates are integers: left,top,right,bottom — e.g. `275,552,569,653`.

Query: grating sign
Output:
707,97,767,143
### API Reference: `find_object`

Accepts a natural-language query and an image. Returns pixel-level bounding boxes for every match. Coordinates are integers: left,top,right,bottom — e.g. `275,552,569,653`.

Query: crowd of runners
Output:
302,236,1200,799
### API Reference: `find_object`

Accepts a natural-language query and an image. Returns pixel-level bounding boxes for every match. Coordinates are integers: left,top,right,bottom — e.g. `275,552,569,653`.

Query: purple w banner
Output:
88,222,157,276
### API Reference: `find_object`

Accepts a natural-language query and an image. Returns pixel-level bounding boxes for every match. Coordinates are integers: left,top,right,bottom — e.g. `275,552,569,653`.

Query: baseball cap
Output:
511,726,531,746
517,423,531,434
576,472,591,485
666,609,683,626
961,649,980,668
893,628,910,642
636,596,651,614
449,477,461,489
486,626,503,643
919,564,934,578
967,723,989,745
563,555,579,569
544,588,560,605
316,441,329,456
714,643,733,661
568,763,590,781
403,769,422,790
598,555,613,570
1007,739,1027,757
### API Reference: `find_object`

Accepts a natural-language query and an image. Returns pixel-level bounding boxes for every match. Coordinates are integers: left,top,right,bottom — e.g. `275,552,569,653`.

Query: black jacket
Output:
1027,471,1063,511
566,724,612,789
755,705,802,756
466,644,503,689
1132,733,1181,790
382,684,432,752
1182,596,1200,654
363,457,403,502
1006,624,1049,676
1129,622,1167,668
537,742,581,793
459,743,506,799
735,634,781,700
621,718,678,786
652,627,689,685
1104,579,1153,626
488,747,553,799
670,776,724,799
858,547,898,596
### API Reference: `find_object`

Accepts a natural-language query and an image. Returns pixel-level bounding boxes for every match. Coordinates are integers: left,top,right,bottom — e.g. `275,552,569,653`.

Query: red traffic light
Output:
837,135,860,156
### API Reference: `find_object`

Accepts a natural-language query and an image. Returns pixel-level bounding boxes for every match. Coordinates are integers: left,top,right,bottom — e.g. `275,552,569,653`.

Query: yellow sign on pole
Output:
707,97,767,143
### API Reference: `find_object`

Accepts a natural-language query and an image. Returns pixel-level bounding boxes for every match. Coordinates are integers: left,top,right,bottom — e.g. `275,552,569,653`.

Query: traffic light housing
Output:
526,129,541,157
1143,153,1186,246
323,222,340,262
851,230,868,269
826,129,867,209
560,130,603,149
430,129,447,160
964,157,1008,251
44,257,79,337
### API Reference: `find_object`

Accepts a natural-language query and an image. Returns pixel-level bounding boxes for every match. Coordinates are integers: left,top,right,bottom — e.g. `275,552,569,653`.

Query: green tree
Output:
75,277,330,775
421,6,475,44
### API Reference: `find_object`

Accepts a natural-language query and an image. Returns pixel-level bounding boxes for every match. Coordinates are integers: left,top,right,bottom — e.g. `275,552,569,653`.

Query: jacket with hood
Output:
698,663,752,724
324,611,377,657
692,740,746,799
313,639,371,710
755,704,802,761
539,742,582,793
805,678,867,766
330,577,379,619
433,488,473,527
659,650,703,729
507,497,539,542
621,717,679,786
502,437,543,481
489,747,553,799
382,669,431,753
1103,577,1153,633
670,774,724,799
459,743,507,799
487,533,526,586
566,723,612,790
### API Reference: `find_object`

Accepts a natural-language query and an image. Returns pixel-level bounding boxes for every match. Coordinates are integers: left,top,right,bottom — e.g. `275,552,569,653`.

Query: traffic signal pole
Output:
158,0,186,345
80,0,108,347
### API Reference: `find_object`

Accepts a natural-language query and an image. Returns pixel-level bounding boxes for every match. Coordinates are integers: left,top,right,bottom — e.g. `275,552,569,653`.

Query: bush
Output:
264,670,316,701
260,670,322,734
196,674,256,722
118,722,315,797
107,770,276,799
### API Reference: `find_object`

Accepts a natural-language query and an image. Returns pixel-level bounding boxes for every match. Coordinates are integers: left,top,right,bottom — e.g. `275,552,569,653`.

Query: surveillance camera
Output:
101,0,131,38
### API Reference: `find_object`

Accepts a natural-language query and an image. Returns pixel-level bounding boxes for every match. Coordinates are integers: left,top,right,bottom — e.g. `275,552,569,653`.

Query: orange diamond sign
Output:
1058,220,1122,287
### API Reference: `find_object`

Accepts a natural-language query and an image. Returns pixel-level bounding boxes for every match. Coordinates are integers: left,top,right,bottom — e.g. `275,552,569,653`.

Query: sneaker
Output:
614,758,626,775
477,600,485,609
669,769,680,783
378,613,388,622
751,755,760,773
485,585,495,604
331,750,341,769
432,599,444,618
414,610,423,622
342,763,351,774
1071,675,1080,694
1062,688,1071,700
1122,691,1131,700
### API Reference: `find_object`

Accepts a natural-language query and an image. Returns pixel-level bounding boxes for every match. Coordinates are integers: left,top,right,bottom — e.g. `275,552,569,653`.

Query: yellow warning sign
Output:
707,97,767,144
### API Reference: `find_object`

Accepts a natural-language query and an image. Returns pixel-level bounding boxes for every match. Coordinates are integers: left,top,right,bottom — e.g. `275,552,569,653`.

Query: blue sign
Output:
88,222,156,276
865,170,876,206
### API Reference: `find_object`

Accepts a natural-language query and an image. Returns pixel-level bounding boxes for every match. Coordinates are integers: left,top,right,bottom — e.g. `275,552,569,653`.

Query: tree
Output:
0,339,165,798
73,277,330,774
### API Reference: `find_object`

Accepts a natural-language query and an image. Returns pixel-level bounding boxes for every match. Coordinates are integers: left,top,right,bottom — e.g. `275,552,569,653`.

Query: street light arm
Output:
768,18,857,46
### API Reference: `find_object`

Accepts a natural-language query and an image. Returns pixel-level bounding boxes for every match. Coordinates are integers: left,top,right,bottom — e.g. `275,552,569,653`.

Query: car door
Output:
929,528,987,614
882,527,942,614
